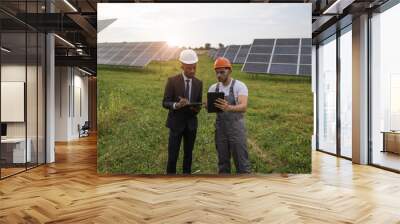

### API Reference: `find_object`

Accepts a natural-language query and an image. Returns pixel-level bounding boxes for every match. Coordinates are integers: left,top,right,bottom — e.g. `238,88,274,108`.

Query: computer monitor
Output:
1,123,7,137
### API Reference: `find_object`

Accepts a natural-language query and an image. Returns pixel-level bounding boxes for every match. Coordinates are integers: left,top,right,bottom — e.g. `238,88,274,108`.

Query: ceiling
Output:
2,0,395,74
0,0,98,74
311,0,390,43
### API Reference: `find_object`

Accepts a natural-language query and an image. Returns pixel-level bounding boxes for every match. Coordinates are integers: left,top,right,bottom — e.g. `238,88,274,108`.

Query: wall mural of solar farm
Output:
97,3,313,175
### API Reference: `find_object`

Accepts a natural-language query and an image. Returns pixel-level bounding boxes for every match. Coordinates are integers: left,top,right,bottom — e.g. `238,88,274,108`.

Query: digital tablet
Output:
207,92,225,113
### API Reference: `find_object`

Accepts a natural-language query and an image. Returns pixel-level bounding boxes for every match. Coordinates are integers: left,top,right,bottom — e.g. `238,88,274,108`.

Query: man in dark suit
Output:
162,49,203,174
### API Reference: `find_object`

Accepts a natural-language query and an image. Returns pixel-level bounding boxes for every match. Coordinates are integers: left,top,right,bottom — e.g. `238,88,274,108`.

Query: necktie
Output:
184,80,190,102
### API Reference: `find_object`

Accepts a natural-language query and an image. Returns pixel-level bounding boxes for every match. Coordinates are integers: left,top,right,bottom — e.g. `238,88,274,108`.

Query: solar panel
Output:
242,38,274,74
274,46,299,54
276,38,300,46
271,55,298,64
209,45,250,64
301,38,312,46
153,45,181,62
153,44,170,61
208,49,217,59
97,43,111,64
97,43,109,59
107,42,133,65
246,54,270,63
97,41,169,67
298,65,312,75
300,55,311,64
213,47,226,60
98,18,117,33
100,43,123,64
250,46,273,54
269,64,297,74
131,42,166,67
297,38,312,75
242,63,268,73
118,42,143,66
242,38,312,76
98,42,121,64
223,45,240,63
233,45,250,64
172,48,181,60
168,47,182,61
253,39,274,45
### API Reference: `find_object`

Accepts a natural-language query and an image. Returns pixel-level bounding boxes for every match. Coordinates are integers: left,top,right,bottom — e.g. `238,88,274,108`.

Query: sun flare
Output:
166,36,180,47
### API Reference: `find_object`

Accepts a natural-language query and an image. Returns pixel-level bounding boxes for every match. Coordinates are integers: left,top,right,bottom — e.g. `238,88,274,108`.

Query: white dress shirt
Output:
173,73,192,110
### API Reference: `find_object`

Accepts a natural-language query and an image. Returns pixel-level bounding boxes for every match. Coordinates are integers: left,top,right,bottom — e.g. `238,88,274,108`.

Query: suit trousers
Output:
166,125,197,174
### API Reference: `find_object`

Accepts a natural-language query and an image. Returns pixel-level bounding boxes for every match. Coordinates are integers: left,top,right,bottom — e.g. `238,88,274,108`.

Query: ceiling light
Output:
1,47,11,53
322,0,354,15
78,67,93,76
63,0,78,12
54,34,75,48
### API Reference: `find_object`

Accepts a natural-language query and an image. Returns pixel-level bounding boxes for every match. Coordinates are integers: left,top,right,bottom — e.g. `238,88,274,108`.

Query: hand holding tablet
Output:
207,92,225,113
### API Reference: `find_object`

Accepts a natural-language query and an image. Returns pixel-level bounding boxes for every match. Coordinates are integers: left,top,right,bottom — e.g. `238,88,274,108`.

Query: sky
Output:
98,3,311,48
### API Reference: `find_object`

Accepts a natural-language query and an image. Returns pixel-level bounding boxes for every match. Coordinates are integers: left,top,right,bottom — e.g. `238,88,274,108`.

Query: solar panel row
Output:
208,39,311,76
208,45,250,64
98,42,181,67
222,45,240,64
154,46,182,62
208,49,217,59
98,39,311,75
233,45,251,64
213,47,226,60
242,38,311,76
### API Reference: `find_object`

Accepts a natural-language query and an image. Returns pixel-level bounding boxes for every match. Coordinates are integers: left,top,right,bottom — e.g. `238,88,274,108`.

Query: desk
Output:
382,131,400,154
1,138,31,163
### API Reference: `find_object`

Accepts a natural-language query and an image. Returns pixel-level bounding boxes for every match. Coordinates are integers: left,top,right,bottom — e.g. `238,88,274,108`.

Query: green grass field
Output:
97,54,313,174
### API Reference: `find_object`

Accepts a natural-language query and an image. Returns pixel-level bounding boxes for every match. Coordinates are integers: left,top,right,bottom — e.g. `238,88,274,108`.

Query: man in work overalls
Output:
208,57,251,174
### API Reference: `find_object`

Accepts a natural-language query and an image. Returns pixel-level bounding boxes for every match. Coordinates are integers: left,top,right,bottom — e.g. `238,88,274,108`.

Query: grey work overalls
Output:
215,80,251,174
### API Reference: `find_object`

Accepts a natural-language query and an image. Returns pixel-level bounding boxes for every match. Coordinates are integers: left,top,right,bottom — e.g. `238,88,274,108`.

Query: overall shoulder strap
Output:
215,83,220,92
229,79,236,95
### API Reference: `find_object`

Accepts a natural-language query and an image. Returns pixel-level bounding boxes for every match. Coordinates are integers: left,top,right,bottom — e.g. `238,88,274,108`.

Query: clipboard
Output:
207,92,225,113
186,102,203,107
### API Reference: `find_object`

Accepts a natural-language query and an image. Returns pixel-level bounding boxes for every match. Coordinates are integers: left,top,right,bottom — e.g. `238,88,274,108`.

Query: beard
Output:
217,76,227,83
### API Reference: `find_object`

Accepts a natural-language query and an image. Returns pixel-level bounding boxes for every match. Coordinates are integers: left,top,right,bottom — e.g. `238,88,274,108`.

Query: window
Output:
317,35,337,154
370,2,400,171
339,26,352,158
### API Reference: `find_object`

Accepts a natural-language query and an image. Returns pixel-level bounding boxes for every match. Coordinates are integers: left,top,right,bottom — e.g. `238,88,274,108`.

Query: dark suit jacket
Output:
162,74,203,132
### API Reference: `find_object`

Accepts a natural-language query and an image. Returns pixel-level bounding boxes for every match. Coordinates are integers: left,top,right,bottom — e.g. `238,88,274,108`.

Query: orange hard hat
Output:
214,57,232,70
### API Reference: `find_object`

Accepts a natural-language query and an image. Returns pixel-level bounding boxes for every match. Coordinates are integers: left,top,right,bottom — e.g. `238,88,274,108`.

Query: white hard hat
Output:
179,49,198,64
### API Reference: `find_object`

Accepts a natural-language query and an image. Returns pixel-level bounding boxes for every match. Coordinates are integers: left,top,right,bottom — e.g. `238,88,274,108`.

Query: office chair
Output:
79,121,90,138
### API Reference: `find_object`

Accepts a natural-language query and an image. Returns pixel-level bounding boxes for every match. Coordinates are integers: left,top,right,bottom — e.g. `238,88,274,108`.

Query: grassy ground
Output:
97,54,313,174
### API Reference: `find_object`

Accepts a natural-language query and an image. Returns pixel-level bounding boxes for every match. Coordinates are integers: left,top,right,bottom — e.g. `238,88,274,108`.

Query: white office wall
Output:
70,72,89,139
1,64,40,137
1,65,25,81
1,65,27,138
1,64,45,165
391,75,400,130
55,66,70,141
55,66,89,141
74,72,89,124
1,82,24,122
